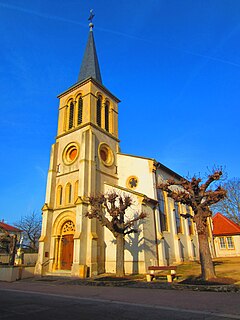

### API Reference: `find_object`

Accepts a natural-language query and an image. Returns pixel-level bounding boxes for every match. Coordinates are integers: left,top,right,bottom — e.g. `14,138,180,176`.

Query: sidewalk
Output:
8,274,240,292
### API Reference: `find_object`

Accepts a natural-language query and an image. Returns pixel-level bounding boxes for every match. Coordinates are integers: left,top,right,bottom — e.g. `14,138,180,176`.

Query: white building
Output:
35,20,199,277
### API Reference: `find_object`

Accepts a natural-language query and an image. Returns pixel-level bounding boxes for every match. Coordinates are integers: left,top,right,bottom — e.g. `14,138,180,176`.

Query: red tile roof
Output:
213,212,240,236
0,221,22,233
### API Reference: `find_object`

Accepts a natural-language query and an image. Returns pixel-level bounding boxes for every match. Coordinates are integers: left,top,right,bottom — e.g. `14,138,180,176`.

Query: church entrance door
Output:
61,234,74,270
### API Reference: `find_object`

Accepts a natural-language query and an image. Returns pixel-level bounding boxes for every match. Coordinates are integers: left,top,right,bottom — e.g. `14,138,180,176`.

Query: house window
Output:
77,96,83,125
96,96,102,127
105,101,109,132
219,237,226,249
157,190,168,231
226,237,234,249
69,101,74,129
174,202,182,234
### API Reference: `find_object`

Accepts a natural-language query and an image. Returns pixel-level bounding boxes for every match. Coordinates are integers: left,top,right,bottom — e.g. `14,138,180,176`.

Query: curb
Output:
32,277,240,293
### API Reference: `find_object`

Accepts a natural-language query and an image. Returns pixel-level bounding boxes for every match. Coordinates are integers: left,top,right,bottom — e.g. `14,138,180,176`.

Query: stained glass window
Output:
157,190,168,231
174,202,182,234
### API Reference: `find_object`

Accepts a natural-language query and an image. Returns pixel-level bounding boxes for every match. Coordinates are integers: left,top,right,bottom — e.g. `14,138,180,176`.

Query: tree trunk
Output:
116,233,125,277
9,235,17,266
195,213,216,280
198,232,216,280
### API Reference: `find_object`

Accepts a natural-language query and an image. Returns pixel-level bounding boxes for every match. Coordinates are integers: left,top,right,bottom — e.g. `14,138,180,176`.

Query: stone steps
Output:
45,270,72,277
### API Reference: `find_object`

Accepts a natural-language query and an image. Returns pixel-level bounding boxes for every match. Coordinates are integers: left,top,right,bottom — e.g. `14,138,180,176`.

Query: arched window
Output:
105,101,109,132
77,96,83,125
65,183,72,204
174,202,182,234
186,206,194,235
68,101,74,129
56,185,63,206
157,190,168,231
74,180,79,202
96,96,102,127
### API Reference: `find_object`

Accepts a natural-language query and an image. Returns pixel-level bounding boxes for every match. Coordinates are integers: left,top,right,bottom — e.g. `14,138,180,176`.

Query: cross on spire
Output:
88,9,95,31
78,9,102,84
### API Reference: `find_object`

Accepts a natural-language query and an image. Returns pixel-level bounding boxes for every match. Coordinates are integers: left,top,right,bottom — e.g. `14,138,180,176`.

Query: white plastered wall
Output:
117,154,155,198
103,183,158,274
214,235,240,257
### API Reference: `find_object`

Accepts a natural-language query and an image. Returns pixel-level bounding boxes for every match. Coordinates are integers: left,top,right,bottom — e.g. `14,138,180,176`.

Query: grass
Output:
93,258,240,286
176,257,240,284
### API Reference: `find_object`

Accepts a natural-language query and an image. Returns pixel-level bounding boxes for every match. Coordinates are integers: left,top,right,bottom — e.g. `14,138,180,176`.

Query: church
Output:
35,18,203,277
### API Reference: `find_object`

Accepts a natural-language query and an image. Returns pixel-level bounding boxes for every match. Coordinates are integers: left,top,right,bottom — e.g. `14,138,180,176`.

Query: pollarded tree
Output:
211,178,240,224
86,192,146,277
158,170,227,280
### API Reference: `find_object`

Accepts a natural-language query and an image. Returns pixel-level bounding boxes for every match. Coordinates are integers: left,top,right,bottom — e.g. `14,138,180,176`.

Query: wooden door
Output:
61,234,74,270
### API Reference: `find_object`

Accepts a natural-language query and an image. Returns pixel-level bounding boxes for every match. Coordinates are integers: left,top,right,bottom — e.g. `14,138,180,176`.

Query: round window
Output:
127,176,138,189
98,143,114,167
69,148,77,161
63,143,79,165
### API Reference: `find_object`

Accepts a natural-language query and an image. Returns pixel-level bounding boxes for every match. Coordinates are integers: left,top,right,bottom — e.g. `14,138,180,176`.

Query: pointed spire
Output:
78,10,102,84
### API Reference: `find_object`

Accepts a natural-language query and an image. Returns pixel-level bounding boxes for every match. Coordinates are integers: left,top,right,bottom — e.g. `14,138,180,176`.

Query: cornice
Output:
56,122,120,142
57,77,121,103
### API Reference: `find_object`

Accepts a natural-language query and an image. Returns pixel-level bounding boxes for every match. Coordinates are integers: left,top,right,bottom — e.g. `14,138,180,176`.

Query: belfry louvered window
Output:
97,96,102,127
68,101,74,129
77,96,83,125
105,101,109,132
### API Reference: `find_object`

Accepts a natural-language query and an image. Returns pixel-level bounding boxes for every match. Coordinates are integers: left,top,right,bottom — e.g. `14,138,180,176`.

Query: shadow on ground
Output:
179,275,236,285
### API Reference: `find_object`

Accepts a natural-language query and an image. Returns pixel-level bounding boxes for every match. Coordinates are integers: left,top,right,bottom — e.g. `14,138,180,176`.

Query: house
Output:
0,220,22,240
0,220,22,254
35,18,204,278
212,212,240,257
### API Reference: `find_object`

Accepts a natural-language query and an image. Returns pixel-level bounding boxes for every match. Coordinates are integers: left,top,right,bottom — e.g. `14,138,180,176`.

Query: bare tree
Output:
158,170,226,280
14,212,42,252
86,192,146,277
211,178,240,224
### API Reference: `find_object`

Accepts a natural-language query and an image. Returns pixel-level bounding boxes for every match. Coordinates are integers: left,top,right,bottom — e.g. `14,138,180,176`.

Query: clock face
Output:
63,142,79,165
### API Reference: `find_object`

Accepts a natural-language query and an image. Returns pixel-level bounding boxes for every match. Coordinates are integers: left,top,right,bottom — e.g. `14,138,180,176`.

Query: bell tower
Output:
35,13,120,277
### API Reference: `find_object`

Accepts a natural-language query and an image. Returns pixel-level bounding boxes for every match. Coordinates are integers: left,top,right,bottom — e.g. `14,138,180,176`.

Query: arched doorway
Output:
60,220,75,270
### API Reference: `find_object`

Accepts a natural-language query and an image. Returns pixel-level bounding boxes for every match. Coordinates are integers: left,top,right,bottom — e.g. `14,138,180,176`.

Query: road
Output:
0,280,240,319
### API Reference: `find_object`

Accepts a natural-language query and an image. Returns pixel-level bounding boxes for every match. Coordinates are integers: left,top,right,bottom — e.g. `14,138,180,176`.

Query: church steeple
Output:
78,12,102,84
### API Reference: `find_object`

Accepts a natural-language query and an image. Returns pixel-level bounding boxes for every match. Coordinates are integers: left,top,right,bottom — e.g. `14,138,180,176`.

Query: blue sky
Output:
1,0,240,224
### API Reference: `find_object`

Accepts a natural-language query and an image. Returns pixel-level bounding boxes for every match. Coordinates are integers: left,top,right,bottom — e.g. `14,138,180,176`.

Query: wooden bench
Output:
147,266,177,282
